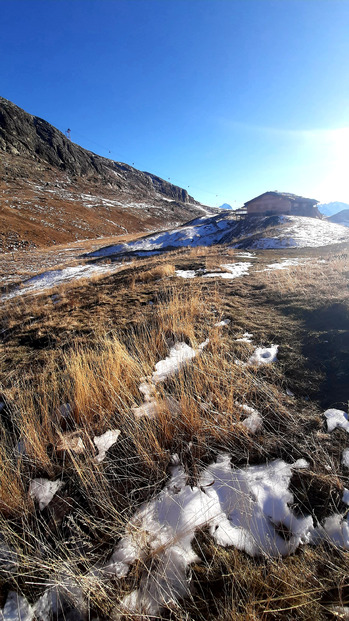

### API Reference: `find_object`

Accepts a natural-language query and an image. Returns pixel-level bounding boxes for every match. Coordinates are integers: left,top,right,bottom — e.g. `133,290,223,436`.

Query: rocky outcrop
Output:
0,97,196,203
0,97,214,251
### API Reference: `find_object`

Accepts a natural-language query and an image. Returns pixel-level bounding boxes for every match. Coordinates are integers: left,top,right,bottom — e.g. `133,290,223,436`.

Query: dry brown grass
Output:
1,246,349,619
136,262,176,283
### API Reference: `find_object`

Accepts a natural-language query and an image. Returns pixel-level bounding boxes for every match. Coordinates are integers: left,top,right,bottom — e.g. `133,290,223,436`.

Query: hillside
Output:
329,209,349,227
86,213,349,259
0,97,214,252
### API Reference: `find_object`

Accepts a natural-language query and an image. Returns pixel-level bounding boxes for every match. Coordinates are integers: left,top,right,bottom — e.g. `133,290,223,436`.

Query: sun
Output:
316,127,349,203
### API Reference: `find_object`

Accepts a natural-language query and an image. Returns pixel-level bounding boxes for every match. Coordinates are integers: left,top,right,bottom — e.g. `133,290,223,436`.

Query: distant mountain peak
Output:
318,201,349,217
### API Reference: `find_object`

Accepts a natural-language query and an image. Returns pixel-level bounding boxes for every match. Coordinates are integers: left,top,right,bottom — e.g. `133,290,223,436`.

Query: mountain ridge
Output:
0,96,214,252
318,201,349,217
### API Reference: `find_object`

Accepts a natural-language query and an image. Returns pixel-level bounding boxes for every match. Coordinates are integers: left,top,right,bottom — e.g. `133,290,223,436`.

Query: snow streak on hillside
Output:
88,214,349,258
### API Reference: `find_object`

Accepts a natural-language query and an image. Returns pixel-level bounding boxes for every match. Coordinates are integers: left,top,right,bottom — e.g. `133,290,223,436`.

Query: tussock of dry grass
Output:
136,263,176,282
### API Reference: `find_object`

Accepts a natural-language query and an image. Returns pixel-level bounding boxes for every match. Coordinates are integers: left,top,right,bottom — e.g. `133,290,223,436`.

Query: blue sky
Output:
1,0,349,206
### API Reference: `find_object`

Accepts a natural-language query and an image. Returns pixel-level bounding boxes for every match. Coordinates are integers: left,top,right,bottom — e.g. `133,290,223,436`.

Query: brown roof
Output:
244,191,319,207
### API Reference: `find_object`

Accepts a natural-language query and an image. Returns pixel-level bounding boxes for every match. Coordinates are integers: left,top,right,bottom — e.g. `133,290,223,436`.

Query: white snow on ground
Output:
343,489,349,505
94,430,121,463
235,216,349,249
133,340,209,418
152,341,207,383
87,213,349,259
248,345,278,365
261,258,307,271
0,591,34,621
315,407,349,549
204,262,252,280
235,403,263,433
214,319,231,327
175,269,197,279
102,455,311,616
3,262,127,300
29,479,64,511
242,410,263,433
236,332,253,343
324,409,349,433
235,251,256,258
88,214,242,258
313,486,349,550
176,263,251,280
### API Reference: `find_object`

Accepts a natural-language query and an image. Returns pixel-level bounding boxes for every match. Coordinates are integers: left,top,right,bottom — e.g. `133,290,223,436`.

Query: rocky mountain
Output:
318,201,349,217
0,97,214,252
219,203,233,210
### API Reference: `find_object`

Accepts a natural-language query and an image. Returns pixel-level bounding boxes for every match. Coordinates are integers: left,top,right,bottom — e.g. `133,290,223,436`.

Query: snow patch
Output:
175,270,197,279
214,319,231,327
324,409,349,433
235,332,253,343
204,262,251,280
0,592,34,621
94,430,121,463
3,262,127,300
248,345,278,366
29,479,64,511
103,455,311,616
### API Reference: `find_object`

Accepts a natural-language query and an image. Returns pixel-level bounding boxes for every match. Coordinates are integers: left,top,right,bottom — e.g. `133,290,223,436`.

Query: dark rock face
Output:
0,96,196,204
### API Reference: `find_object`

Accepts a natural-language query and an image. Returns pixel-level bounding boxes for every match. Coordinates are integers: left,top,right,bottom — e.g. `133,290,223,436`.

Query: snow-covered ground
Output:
101,455,312,616
234,216,349,249
87,214,349,258
2,262,127,301
87,213,242,257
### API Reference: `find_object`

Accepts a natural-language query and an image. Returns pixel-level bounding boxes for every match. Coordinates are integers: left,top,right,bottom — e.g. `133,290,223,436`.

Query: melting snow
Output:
0,538,18,577
94,430,121,463
133,340,208,419
3,263,127,300
103,455,311,615
248,345,278,365
235,252,256,258
262,258,307,271
324,409,349,433
214,319,231,327
0,592,34,621
175,270,197,279
235,216,349,249
29,479,64,511
152,341,208,383
204,262,252,280
87,213,243,258
235,403,263,433
236,332,253,343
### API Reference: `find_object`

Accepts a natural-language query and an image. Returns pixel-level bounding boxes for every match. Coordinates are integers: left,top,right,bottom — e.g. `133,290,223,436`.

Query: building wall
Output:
290,203,318,217
246,196,292,215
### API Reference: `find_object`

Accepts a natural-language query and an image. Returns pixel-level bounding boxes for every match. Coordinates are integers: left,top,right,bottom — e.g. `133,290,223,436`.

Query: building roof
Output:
244,191,319,207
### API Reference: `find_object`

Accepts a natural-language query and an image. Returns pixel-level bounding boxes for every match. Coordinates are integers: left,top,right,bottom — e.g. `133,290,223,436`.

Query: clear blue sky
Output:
1,0,349,206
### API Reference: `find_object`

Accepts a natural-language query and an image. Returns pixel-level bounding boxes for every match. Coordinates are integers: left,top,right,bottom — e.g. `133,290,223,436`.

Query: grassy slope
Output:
0,243,349,619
